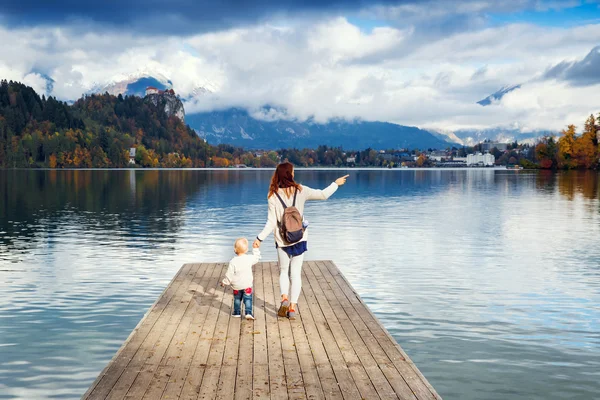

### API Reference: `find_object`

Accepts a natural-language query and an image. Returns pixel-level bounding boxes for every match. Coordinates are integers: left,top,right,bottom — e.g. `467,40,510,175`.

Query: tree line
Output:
534,115,599,169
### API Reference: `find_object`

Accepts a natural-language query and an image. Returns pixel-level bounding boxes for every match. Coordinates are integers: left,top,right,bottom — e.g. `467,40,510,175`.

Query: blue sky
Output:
0,0,599,138
490,2,600,27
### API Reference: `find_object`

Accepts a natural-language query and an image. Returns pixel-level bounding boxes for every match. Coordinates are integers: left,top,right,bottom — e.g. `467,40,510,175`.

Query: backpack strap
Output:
292,187,298,207
274,191,288,209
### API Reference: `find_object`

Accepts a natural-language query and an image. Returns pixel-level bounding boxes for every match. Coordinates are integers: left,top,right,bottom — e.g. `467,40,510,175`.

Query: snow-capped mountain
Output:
477,84,522,106
85,72,214,102
433,126,551,146
90,71,173,97
429,130,466,146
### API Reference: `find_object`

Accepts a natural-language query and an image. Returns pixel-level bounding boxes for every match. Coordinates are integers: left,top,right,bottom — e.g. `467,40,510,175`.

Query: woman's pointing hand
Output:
335,175,350,186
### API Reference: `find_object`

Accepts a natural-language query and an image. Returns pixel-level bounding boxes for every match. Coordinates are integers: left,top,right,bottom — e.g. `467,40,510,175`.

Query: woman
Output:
253,162,348,319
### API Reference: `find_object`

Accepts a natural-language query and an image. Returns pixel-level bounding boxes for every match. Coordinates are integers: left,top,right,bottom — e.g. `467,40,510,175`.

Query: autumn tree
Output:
536,136,558,169
558,125,576,169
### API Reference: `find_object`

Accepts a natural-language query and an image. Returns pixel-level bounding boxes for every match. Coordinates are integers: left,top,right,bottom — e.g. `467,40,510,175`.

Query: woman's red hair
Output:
269,162,302,198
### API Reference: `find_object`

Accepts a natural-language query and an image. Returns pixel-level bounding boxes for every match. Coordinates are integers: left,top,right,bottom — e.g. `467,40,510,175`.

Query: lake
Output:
1,168,599,399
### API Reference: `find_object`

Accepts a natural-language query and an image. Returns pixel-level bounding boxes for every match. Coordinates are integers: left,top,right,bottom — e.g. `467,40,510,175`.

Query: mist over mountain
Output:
187,108,453,150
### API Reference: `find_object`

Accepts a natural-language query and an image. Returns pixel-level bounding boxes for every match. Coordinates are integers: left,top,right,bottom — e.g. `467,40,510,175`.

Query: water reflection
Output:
1,169,599,400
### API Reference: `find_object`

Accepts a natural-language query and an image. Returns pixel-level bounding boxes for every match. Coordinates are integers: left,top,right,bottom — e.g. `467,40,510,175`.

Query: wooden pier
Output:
83,261,441,400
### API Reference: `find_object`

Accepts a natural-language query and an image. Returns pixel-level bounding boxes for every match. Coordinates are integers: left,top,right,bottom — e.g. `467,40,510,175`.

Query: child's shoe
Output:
245,314,255,320
232,313,241,318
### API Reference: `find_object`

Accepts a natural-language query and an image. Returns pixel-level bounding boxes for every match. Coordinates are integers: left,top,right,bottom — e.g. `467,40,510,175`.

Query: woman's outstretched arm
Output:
305,175,349,200
254,199,276,247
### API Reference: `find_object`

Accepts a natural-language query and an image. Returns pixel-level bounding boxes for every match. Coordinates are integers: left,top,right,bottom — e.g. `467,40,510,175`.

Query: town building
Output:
145,87,176,96
145,87,159,96
428,150,449,162
467,152,495,166
129,148,136,165
346,157,356,164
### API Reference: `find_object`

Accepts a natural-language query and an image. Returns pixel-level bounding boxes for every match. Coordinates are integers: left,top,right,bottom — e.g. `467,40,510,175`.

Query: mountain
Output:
91,72,173,97
477,84,521,106
187,108,453,150
88,72,213,100
429,130,465,145
440,127,551,146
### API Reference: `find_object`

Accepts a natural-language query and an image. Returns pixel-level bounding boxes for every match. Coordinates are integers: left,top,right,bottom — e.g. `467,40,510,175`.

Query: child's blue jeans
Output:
233,288,253,316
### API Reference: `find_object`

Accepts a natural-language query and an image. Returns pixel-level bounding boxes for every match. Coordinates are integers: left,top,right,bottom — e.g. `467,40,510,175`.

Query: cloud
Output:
544,45,600,85
0,0,589,35
0,0,418,34
1,2,600,136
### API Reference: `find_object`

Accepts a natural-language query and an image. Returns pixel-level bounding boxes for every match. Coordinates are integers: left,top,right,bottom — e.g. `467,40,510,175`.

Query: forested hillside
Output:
0,80,211,168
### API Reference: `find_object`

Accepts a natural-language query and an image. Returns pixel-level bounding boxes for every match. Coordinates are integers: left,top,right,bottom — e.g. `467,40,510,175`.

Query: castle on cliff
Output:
145,86,176,96
144,87,185,122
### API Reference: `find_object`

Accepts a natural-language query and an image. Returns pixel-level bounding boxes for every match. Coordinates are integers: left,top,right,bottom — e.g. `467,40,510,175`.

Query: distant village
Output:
343,141,517,168
201,141,531,169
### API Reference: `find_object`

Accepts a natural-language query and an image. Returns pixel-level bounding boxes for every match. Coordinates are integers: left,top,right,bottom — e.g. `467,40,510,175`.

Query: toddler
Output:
221,238,261,320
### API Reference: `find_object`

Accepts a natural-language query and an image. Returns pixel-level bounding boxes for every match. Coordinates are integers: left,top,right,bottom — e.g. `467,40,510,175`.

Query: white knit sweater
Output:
222,248,261,290
257,183,339,247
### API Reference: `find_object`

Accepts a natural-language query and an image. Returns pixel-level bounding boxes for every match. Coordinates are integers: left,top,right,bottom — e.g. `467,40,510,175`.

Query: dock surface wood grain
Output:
82,261,441,400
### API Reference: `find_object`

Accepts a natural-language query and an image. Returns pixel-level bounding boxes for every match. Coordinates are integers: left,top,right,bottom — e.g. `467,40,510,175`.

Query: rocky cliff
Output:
144,91,185,122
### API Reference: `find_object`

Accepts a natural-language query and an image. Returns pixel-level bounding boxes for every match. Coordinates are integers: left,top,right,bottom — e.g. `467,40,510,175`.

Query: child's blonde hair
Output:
234,238,248,255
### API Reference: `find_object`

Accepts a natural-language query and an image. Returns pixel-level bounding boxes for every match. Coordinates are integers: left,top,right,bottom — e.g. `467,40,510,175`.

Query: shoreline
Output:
1,166,514,171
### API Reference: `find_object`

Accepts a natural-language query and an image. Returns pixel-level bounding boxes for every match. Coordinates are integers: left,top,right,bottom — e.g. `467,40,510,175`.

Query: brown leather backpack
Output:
275,188,304,244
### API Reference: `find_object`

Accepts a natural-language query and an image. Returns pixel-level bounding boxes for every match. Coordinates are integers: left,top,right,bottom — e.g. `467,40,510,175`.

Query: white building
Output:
467,152,495,166
145,86,159,96
346,157,356,164
129,148,136,165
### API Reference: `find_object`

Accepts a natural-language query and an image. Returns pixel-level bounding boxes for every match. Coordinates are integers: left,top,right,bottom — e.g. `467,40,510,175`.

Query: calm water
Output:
1,169,599,399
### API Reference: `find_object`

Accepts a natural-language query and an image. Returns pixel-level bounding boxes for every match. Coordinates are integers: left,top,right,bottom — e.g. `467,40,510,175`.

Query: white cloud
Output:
1,13,599,135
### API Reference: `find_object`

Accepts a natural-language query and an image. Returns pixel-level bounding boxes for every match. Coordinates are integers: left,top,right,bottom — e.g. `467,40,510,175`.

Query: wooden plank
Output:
302,262,380,400
159,262,220,399
141,365,174,400
270,262,307,400
288,293,327,400
179,263,228,400
313,261,416,400
310,261,401,400
322,261,441,400
106,263,203,400
197,263,234,400
298,263,363,400
232,263,255,400
252,262,270,400
124,263,214,399
215,265,242,400
293,281,343,400
264,262,288,399
84,262,196,400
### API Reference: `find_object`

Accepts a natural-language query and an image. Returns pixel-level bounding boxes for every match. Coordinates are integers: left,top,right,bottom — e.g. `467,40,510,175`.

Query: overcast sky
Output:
1,0,599,132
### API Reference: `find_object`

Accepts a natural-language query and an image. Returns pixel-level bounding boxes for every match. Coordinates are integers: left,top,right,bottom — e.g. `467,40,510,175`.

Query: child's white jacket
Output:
222,249,261,290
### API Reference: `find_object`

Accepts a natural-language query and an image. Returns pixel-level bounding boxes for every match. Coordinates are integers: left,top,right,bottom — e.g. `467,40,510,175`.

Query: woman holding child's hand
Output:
254,163,348,320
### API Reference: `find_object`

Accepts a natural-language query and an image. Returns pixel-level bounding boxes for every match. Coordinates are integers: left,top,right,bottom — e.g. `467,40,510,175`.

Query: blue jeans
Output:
233,288,253,316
